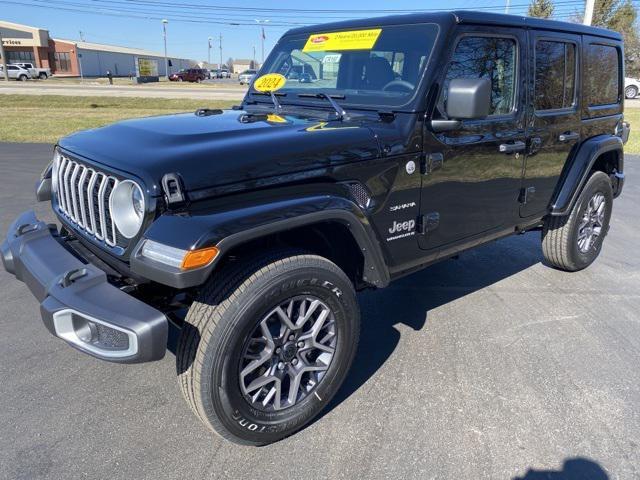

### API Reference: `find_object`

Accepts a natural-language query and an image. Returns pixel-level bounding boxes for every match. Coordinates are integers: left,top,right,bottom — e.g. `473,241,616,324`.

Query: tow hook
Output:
60,268,88,288
15,223,38,237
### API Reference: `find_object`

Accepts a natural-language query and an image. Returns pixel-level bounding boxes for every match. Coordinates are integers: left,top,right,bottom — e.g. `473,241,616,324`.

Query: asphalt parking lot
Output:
1,143,639,480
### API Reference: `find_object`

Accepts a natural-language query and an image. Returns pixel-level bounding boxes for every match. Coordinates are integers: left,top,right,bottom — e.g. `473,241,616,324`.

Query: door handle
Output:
499,141,526,154
559,132,580,142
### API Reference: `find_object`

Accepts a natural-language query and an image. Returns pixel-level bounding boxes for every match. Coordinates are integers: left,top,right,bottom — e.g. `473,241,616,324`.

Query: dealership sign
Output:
2,39,25,46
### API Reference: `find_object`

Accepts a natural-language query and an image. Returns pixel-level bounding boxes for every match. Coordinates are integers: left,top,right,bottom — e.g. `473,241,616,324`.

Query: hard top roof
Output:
285,10,622,41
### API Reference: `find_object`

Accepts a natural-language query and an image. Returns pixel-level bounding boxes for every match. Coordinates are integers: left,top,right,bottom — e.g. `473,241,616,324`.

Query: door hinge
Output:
420,153,444,175
519,186,536,204
417,212,440,235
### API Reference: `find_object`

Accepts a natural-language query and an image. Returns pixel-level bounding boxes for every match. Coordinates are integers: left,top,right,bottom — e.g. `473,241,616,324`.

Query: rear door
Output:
520,31,581,218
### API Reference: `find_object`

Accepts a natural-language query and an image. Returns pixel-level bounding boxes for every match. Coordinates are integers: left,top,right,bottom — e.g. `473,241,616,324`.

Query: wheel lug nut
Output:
292,359,298,365
277,362,285,370
275,347,281,354
297,341,304,348
289,334,295,341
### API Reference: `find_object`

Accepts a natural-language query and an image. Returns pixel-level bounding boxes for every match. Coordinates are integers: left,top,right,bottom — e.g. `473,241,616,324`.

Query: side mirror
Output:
431,77,492,132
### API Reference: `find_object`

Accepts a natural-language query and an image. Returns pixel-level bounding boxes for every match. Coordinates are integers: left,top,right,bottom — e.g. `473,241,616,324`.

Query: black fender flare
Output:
550,135,623,216
131,194,390,289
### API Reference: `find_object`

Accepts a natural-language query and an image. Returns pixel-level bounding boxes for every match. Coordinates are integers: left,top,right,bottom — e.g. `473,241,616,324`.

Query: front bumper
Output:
1,210,168,363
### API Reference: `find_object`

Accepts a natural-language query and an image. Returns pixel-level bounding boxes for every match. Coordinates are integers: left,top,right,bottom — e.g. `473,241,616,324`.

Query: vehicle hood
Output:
58,109,381,196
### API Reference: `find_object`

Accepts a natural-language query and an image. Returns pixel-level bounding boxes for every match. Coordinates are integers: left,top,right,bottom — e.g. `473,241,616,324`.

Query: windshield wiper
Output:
297,93,347,120
250,91,286,113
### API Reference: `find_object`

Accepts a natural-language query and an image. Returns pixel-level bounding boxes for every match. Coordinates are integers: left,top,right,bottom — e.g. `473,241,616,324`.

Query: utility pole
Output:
208,37,212,65
219,33,223,70
505,0,511,14
162,19,169,80
0,32,8,81
583,0,595,25
79,30,85,42
252,45,256,69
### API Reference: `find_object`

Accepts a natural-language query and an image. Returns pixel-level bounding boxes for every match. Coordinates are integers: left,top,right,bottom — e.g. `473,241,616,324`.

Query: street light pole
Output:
162,19,169,80
255,19,270,64
219,33,223,71
208,37,212,66
0,32,9,81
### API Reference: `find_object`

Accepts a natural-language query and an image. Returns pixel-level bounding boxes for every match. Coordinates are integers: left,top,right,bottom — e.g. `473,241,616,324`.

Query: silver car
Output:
238,69,257,85
0,64,32,81
625,77,640,99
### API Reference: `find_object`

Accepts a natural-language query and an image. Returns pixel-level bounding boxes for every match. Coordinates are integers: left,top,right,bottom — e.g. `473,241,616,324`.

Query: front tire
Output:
38,72,48,80
625,85,638,99
177,252,360,445
542,171,613,271
18,75,28,82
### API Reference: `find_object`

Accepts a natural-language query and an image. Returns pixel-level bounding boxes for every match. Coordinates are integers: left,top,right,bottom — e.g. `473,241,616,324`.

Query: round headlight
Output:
109,180,145,239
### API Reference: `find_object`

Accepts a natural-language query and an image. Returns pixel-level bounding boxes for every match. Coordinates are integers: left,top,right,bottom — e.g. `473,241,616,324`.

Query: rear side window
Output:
586,44,620,106
444,36,517,116
535,41,576,111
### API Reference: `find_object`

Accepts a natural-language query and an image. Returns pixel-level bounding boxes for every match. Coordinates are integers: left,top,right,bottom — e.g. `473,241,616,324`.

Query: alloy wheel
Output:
577,192,606,253
239,296,337,412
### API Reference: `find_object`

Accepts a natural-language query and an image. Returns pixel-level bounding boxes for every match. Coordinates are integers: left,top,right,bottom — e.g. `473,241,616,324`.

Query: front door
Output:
520,31,581,218
419,27,527,251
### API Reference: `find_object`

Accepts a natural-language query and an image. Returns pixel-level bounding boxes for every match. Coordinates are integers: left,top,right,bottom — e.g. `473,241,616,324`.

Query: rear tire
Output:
542,171,613,271
625,85,638,99
177,251,360,445
38,72,48,80
18,75,28,82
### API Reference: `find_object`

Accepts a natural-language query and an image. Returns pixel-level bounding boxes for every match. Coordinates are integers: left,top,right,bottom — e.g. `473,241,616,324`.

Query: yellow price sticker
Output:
253,73,287,92
303,29,382,52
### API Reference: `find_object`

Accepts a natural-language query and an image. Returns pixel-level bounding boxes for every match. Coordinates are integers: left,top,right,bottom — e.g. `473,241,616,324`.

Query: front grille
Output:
55,155,119,247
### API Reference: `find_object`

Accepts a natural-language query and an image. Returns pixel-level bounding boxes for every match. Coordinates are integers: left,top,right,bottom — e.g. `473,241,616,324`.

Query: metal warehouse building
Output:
0,20,197,77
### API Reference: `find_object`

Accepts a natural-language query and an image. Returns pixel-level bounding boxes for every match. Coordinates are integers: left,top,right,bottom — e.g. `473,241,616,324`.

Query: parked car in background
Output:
169,68,207,83
625,77,640,99
0,64,31,81
11,62,51,79
215,69,230,78
238,69,257,85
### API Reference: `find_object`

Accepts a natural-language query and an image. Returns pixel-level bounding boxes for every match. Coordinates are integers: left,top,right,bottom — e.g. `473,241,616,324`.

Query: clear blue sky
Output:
2,0,587,62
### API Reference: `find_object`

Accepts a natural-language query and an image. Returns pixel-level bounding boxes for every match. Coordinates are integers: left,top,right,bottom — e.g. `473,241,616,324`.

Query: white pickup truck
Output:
11,62,51,79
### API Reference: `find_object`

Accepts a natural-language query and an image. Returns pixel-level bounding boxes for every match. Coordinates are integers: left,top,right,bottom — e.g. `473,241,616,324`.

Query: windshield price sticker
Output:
303,29,382,52
253,73,287,92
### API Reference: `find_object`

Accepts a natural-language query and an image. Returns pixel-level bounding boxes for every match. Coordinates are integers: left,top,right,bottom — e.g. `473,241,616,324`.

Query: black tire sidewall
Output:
201,261,359,444
566,172,613,270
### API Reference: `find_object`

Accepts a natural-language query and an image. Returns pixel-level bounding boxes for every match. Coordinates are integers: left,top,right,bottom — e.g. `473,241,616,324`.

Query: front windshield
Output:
252,23,438,108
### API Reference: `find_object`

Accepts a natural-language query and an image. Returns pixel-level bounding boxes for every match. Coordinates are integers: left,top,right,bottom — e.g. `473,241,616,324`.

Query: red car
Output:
169,68,207,83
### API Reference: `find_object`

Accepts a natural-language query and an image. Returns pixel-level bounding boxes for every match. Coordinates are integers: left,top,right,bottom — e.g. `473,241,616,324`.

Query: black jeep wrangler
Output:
2,11,631,445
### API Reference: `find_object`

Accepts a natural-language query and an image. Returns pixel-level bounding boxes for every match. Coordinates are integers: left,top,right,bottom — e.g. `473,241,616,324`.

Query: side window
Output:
535,41,576,111
444,36,517,116
586,44,620,106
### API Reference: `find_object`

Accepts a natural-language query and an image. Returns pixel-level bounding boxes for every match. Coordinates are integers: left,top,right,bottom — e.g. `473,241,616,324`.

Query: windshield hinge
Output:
162,173,186,205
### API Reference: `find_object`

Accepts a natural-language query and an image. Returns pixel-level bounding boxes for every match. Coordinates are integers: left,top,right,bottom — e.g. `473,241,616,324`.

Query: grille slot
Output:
56,155,119,247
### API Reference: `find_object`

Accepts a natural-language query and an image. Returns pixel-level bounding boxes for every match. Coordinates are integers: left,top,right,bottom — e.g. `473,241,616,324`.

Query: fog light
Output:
52,309,138,358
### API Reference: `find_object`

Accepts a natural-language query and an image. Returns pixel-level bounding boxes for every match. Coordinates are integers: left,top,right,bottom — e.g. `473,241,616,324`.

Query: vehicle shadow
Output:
318,230,544,420
513,457,609,479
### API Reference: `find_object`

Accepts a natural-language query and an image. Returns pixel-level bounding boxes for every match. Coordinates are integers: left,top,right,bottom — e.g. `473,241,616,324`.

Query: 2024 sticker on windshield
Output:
253,73,287,92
